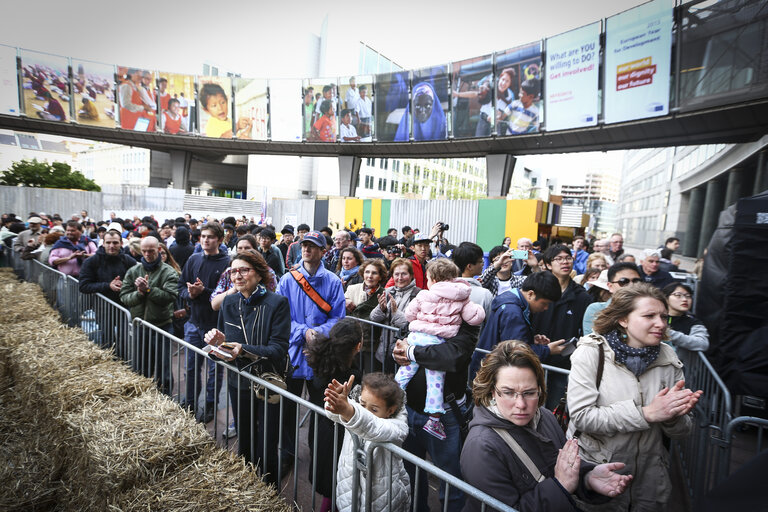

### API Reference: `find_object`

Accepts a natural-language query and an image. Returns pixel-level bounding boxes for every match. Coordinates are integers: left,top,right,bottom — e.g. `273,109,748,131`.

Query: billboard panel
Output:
404,65,448,141
451,54,494,138
374,71,409,142
604,0,673,124
234,78,268,140
157,71,195,135
198,76,234,138
117,66,157,132
72,60,115,128
0,45,19,116
269,78,302,142
20,50,70,122
544,22,600,131
338,75,373,142
494,42,542,136
303,78,338,142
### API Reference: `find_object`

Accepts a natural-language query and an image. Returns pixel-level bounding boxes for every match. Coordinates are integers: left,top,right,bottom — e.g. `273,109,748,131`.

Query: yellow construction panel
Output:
370,199,382,236
505,200,540,244
345,198,364,231
327,197,347,232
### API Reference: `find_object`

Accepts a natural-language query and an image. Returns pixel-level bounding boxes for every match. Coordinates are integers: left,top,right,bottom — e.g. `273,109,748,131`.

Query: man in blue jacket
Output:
572,236,589,275
277,230,345,464
178,222,230,423
471,271,564,380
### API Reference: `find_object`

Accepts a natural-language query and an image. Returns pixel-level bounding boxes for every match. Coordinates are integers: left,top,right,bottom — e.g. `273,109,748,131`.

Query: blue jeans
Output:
402,404,466,512
184,322,224,408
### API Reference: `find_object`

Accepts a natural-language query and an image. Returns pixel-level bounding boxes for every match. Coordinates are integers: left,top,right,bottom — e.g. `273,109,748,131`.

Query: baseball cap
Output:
301,231,326,248
27,216,43,224
413,233,432,244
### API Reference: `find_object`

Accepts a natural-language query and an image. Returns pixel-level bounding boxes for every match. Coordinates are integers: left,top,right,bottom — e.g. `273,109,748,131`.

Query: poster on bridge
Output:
71,60,115,128
603,0,674,124
157,71,195,135
20,50,70,123
544,22,600,131
234,78,268,140
0,45,19,116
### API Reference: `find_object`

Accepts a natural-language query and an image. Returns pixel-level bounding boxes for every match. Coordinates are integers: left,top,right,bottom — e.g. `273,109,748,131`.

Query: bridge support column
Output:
697,179,725,257
753,150,766,195
338,156,361,197
724,167,745,208
169,150,192,190
485,154,516,197
683,186,704,257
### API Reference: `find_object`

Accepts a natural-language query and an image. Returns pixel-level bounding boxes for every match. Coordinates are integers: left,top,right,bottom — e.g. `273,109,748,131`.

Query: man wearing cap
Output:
277,224,294,261
637,248,676,289
385,232,432,289
286,223,311,268
277,230,346,462
582,262,642,334
13,216,44,253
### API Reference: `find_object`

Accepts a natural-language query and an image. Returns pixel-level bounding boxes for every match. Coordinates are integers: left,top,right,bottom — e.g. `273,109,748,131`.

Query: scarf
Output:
51,234,88,252
339,265,359,283
240,284,267,304
141,256,161,273
606,329,660,377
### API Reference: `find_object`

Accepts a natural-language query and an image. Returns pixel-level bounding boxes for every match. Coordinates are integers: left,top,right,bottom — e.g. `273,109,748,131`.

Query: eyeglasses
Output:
229,268,254,277
670,292,692,300
611,277,643,287
552,256,574,263
495,387,540,401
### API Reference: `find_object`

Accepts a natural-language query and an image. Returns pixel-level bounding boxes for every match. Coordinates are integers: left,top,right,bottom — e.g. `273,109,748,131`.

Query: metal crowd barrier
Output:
715,416,768,484
348,316,402,374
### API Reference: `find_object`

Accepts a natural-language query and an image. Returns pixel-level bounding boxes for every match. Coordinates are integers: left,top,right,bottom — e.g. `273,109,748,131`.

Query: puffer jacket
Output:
567,333,692,511
327,400,410,512
405,279,485,338
370,280,420,367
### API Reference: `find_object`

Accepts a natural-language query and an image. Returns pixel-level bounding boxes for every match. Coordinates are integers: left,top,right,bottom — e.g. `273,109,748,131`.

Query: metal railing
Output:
715,416,768,484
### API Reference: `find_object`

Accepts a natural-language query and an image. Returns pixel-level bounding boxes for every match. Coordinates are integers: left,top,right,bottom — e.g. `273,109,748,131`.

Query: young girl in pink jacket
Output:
396,258,485,439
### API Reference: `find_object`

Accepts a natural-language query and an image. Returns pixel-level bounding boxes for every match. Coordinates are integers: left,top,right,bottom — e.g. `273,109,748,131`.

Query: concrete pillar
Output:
338,156,361,197
683,186,704,257
485,154,517,197
724,167,744,207
697,179,726,257
169,150,192,191
753,150,766,195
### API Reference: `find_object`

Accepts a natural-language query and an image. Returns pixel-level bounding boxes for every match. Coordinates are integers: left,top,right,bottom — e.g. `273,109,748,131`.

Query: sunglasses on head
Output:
611,277,643,287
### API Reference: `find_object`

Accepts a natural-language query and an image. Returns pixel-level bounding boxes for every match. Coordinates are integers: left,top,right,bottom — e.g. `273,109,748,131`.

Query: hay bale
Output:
113,446,291,512
0,280,56,322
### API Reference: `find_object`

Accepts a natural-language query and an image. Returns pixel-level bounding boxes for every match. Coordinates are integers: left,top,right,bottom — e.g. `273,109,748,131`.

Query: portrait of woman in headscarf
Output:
394,81,446,142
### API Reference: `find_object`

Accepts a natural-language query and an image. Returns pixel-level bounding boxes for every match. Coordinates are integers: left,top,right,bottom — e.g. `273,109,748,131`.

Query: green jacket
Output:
120,261,179,326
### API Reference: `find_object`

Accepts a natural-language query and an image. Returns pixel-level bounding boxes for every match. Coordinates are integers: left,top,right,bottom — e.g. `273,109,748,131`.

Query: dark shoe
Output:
202,402,215,424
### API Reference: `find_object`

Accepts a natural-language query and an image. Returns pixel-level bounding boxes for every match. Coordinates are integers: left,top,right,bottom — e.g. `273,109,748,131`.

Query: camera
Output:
438,222,449,231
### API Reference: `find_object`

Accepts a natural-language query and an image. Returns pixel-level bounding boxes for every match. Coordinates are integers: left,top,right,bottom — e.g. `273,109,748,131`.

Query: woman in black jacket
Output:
204,250,290,485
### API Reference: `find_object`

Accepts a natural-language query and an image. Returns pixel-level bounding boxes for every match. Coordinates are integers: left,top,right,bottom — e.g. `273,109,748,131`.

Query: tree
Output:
0,159,101,192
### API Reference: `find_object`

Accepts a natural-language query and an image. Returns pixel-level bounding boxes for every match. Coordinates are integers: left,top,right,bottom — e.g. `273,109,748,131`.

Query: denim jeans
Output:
183,322,224,408
402,404,466,512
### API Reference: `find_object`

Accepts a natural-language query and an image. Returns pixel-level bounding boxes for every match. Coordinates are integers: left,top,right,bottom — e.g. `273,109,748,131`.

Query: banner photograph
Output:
234,78,268,140
303,77,338,142
198,76,236,139
544,22,601,131
157,71,195,135
71,60,115,128
338,75,373,142
374,71,409,142
603,0,673,124
451,54,494,138
400,65,449,142
269,78,302,142
0,45,19,116
116,66,157,132
494,42,543,136
20,50,70,123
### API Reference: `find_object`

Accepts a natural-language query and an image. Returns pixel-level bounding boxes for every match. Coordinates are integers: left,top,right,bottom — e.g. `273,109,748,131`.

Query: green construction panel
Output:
476,199,507,252
381,200,391,233
362,199,372,228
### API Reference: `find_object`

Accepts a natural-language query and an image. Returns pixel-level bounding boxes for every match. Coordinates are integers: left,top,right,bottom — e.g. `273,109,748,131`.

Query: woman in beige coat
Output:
567,283,702,511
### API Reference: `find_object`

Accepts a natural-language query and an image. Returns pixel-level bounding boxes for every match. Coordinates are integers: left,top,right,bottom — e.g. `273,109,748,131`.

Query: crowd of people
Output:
1,209,709,511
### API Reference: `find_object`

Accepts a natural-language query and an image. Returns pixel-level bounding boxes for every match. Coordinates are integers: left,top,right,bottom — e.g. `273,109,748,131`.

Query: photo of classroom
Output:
72,60,115,128
20,51,70,123
116,66,157,132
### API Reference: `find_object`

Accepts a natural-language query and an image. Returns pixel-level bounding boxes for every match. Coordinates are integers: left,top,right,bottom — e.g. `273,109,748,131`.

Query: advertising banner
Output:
234,78,268,140
157,71,195,135
0,45,19,116
544,22,600,131
117,66,157,132
375,71,409,142
403,65,449,141
494,42,543,136
72,60,115,128
269,78,302,142
303,78,338,142
198,76,234,138
451,54,494,138
604,0,673,124
20,50,70,123
338,75,373,142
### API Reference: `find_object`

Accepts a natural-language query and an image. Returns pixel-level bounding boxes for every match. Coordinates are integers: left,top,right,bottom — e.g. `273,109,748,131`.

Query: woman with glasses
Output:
662,283,709,354
568,284,702,512
461,341,632,511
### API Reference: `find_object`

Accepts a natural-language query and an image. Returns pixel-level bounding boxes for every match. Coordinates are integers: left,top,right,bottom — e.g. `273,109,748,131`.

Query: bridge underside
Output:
2,97,768,160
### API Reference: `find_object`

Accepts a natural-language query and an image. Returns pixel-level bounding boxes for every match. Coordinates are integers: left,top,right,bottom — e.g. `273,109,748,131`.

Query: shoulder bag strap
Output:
290,269,332,314
492,427,546,483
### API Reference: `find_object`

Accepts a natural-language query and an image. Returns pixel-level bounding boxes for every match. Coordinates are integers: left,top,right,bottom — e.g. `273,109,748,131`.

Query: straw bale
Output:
0,280,57,322
112,445,292,512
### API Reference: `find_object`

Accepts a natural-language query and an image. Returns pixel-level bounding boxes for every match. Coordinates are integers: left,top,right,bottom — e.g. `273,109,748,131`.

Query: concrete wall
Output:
0,185,102,219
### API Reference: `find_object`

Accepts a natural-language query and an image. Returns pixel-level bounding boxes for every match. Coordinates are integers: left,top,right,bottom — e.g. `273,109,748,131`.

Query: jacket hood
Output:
428,279,471,300
174,226,190,244
202,251,229,262
458,276,483,288
491,288,526,312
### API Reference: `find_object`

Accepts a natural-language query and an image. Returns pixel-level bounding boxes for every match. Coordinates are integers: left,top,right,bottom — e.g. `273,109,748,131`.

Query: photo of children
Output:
338,75,373,142
374,71,409,142
394,66,448,142
234,78,268,140
20,50,70,123
198,76,248,139
303,78,338,142
116,66,156,132
0,45,19,116
494,43,543,136
451,54,494,138
71,60,115,128
158,72,195,135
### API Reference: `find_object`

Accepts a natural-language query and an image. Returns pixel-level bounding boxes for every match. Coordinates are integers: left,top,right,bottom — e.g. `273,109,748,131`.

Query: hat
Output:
301,231,326,248
281,224,294,235
27,216,43,224
297,223,311,232
106,222,123,233
591,270,610,291
50,225,65,233
643,248,662,259
412,233,432,244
